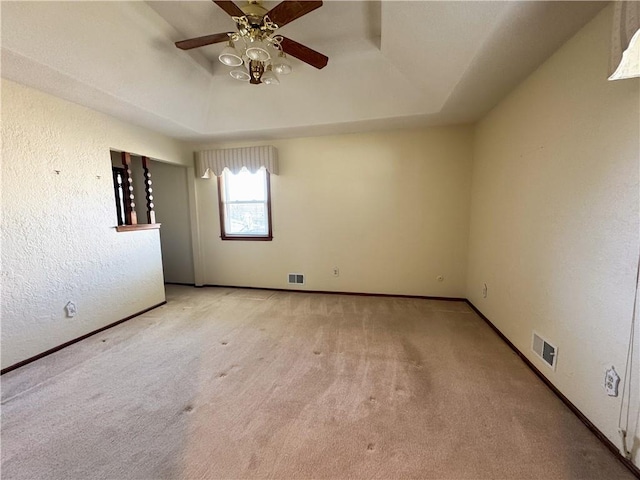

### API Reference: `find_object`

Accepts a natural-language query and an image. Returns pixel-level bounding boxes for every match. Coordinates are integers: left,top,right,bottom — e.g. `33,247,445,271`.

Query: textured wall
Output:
192,127,473,297
1,80,192,369
466,6,640,464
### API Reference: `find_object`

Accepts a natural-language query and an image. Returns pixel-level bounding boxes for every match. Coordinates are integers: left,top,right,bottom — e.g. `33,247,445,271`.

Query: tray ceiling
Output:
1,1,606,141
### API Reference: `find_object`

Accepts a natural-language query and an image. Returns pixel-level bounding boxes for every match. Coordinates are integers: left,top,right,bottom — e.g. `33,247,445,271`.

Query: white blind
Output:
196,145,279,178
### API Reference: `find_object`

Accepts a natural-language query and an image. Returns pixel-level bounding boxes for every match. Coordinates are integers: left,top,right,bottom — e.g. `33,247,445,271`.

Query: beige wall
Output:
151,160,195,284
193,127,473,297
467,6,639,463
1,80,192,369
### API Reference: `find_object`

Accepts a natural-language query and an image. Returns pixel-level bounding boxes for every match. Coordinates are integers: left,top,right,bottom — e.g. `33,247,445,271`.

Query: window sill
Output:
116,223,161,232
220,235,273,241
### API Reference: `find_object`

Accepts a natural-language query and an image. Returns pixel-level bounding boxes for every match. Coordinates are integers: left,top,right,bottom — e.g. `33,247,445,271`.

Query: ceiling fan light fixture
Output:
273,52,292,75
230,68,250,81
219,41,244,67
175,0,328,85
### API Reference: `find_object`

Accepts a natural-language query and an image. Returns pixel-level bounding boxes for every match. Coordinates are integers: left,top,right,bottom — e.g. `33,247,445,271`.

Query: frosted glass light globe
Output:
273,55,292,75
219,44,243,67
230,68,250,81
246,41,270,62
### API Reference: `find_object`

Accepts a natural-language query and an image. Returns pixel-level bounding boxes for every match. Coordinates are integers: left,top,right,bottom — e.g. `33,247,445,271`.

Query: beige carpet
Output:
1,286,634,479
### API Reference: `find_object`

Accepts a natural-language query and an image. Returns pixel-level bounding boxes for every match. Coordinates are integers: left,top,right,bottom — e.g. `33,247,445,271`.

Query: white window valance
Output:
196,145,279,178
609,1,640,80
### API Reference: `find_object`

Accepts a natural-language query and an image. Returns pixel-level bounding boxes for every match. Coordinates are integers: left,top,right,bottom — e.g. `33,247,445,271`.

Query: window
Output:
217,167,272,241
110,150,160,232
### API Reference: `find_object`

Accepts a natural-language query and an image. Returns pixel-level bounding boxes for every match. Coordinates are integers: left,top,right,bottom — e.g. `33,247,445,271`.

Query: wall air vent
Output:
288,273,305,285
532,331,558,370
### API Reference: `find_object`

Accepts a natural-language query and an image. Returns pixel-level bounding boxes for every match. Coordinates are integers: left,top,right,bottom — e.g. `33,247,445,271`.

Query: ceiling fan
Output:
175,0,329,85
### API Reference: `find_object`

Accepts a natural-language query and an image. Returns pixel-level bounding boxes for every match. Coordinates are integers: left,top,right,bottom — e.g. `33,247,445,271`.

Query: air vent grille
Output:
288,273,304,285
532,332,557,370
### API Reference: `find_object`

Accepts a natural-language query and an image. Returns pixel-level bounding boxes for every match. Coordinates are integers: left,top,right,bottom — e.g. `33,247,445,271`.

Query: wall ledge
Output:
116,224,161,232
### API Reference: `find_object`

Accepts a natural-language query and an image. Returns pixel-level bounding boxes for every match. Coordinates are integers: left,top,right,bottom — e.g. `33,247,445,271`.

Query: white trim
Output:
186,166,204,286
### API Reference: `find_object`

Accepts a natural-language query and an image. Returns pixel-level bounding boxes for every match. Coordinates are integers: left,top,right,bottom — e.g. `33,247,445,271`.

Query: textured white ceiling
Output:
1,1,606,141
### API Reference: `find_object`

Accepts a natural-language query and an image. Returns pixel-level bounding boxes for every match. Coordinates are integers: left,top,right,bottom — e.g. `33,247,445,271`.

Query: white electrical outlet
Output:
332,267,340,277
65,301,77,318
604,366,620,396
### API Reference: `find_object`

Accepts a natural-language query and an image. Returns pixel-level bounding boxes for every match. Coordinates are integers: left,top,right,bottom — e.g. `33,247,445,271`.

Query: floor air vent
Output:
288,273,305,285
532,332,557,370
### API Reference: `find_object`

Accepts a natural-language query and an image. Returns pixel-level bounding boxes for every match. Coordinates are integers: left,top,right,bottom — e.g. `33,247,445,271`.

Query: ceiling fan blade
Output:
266,1,323,28
280,37,328,69
213,1,245,17
175,32,232,50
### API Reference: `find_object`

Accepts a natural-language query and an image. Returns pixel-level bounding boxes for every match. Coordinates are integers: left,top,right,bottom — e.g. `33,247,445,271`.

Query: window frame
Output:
112,151,160,232
216,168,273,241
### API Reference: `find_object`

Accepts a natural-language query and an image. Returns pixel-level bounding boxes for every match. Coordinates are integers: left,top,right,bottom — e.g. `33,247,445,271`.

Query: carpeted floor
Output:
1,286,634,479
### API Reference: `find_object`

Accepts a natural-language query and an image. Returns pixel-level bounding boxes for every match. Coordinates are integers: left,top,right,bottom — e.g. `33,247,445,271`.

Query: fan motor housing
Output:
241,1,268,26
